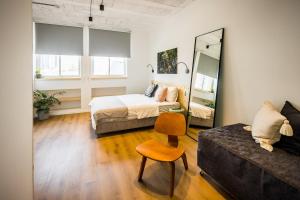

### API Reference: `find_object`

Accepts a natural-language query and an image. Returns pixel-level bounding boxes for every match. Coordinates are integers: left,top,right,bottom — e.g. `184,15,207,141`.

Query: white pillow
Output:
251,101,286,152
166,87,178,102
154,86,167,102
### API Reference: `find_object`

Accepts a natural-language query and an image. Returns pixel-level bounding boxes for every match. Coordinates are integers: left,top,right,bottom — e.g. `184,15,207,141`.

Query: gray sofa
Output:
197,124,300,200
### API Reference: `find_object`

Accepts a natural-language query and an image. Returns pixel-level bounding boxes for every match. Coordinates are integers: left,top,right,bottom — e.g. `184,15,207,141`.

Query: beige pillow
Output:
251,101,286,152
154,87,167,102
166,87,178,102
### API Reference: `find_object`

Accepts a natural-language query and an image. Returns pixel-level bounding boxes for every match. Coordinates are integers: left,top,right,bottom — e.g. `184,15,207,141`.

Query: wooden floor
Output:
187,127,202,141
33,113,225,200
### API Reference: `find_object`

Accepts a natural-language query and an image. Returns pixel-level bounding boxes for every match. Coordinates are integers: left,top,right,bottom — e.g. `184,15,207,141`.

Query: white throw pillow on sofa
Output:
251,101,286,152
166,87,178,102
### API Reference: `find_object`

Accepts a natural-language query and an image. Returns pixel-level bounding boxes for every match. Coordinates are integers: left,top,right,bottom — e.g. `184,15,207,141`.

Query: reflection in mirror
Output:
187,28,224,141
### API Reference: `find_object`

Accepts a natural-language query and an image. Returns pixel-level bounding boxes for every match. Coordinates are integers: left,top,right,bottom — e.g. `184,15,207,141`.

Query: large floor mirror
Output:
187,28,224,141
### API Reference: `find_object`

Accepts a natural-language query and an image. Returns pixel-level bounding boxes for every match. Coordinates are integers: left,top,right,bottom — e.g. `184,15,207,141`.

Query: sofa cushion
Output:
275,101,300,155
198,124,300,199
251,101,286,151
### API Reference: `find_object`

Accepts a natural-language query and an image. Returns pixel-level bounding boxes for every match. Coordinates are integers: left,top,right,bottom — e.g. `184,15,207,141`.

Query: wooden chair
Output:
136,112,188,197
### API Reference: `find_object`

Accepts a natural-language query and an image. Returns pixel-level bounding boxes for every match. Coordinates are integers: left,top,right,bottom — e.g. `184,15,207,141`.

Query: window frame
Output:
194,73,217,93
90,56,128,79
34,54,82,79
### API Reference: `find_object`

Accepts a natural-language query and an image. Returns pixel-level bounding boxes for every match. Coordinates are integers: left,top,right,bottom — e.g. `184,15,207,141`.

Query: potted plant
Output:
35,68,42,79
206,102,215,109
33,90,63,120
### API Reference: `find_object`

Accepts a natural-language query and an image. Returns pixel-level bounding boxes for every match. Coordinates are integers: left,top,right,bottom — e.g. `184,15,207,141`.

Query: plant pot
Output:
37,110,49,120
35,73,42,79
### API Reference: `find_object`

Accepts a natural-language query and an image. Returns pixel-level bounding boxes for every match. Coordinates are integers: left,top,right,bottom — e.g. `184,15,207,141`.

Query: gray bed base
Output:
95,117,157,135
189,116,213,128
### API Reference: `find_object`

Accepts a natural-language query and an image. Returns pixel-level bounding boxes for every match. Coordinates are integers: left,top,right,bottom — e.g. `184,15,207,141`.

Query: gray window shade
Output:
198,53,219,78
35,23,83,55
89,29,130,57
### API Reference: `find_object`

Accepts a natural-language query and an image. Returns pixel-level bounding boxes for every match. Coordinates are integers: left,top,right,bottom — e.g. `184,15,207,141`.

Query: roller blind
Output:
89,29,131,57
197,53,219,78
35,23,83,55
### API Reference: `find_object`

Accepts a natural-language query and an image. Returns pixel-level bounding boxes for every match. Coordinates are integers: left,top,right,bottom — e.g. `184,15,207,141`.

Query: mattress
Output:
90,94,180,129
101,101,180,120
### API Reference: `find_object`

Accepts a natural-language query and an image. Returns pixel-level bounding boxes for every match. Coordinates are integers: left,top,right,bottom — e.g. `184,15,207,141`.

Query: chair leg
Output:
138,156,147,182
169,162,175,197
181,153,188,170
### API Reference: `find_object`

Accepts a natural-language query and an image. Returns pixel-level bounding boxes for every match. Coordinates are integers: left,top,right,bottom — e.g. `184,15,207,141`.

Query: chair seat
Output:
136,140,185,162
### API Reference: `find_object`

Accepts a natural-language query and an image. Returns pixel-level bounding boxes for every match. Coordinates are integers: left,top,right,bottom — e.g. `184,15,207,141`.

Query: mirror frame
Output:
186,28,224,140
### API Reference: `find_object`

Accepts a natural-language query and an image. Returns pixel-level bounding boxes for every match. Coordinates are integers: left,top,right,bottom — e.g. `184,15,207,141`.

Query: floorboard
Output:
33,113,225,200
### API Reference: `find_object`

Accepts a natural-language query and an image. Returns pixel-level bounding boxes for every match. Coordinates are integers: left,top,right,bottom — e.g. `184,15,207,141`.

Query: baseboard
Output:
50,108,89,116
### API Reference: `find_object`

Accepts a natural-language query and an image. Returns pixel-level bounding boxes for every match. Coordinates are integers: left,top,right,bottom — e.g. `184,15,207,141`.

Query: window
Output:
91,57,127,77
194,73,217,93
35,54,81,77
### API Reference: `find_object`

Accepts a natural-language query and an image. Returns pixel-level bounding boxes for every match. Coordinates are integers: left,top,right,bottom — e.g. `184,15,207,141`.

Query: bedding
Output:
90,94,180,130
154,86,167,102
118,94,159,119
166,87,178,102
190,102,214,119
144,84,158,97
90,96,128,122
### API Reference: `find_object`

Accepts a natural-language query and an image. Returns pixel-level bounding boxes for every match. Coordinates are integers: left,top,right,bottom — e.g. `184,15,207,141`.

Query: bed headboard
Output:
151,80,188,110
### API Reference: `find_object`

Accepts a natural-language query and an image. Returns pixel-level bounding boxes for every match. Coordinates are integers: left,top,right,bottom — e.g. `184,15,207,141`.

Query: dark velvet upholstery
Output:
275,101,300,155
197,124,300,200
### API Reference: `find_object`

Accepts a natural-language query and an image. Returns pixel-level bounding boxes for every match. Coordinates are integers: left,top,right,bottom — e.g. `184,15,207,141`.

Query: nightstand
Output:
169,107,185,114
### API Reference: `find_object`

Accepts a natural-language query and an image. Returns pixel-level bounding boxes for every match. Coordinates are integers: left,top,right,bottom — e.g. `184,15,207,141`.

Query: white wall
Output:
0,0,33,199
34,27,151,114
149,0,300,126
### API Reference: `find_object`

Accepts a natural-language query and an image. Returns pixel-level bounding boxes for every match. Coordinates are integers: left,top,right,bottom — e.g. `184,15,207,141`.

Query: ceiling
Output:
32,0,194,32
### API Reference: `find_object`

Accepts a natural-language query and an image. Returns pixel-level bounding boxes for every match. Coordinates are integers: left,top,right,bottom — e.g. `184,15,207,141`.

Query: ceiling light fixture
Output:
100,0,104,11
89,0,93,22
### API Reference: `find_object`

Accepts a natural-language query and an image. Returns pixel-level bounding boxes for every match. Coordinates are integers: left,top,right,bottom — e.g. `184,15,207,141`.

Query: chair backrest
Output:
154,112,186,136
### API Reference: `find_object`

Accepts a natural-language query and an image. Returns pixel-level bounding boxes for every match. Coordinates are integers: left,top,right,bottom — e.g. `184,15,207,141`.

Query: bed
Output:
189,102,215,127
89,94,180,135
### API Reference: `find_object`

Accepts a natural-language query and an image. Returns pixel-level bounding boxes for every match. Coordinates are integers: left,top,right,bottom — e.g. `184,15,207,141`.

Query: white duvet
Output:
190,102,214,119
89,94,180,130
118,94,159,119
